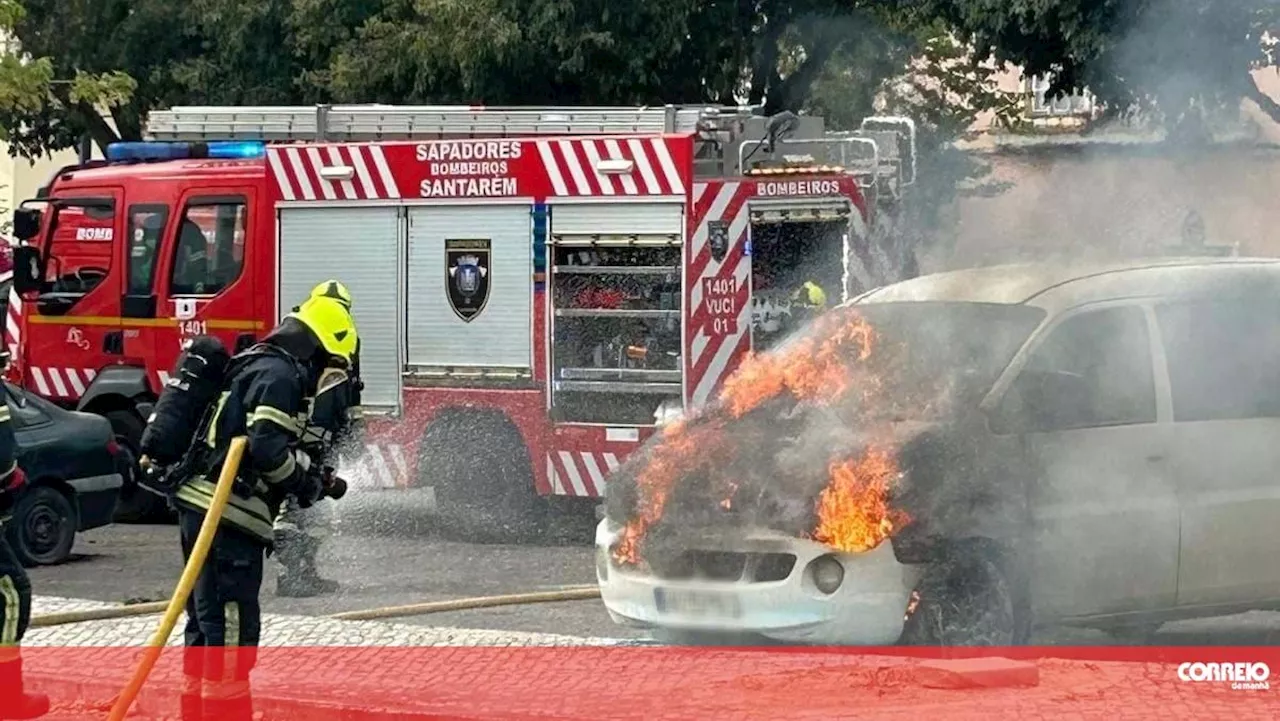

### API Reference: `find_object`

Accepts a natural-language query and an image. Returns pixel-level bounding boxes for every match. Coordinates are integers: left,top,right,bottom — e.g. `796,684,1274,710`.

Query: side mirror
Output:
12,208,41,241
11,246,44,295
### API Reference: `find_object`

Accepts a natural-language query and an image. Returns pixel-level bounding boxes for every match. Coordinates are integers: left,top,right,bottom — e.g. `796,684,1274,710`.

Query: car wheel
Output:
419,412,547,544
6,485,78,566
106,409,168,523
899,551,1023,646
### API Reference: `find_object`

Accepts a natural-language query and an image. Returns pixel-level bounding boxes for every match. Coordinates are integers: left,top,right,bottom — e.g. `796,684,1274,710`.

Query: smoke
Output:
604,299,1042,565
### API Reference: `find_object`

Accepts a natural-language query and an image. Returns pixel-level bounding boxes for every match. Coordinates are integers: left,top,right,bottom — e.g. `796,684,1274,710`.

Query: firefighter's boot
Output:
0,658,51,720
275,534,337,597
276,572,339,598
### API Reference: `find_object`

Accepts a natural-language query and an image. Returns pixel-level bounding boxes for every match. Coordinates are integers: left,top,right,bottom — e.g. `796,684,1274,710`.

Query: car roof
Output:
854,257,1280,314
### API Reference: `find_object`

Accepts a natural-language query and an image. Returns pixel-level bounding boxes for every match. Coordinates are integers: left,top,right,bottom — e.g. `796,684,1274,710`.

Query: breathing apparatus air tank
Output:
139,335,231,467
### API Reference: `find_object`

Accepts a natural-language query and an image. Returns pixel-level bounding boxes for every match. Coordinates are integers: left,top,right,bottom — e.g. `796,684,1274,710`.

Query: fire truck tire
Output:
105,409,168,524
418,412,547,544
897,542,1030,646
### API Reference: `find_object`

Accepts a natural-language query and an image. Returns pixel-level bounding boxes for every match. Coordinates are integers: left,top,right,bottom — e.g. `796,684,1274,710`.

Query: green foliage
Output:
929,0,1280,140
0,0,137,158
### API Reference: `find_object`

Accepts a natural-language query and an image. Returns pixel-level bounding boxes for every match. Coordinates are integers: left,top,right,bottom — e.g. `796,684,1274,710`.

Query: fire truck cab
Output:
5,104,917,534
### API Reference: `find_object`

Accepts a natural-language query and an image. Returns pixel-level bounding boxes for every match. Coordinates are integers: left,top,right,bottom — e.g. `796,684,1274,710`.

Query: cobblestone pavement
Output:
18,596,1280,720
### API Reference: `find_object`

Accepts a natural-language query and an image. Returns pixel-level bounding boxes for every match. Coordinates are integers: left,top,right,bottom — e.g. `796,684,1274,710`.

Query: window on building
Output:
1026,74,1094,117
170,198,247,296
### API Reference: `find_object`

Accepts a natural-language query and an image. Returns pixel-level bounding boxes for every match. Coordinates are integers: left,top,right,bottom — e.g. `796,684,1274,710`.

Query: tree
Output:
0,0,135,159
2,0,308,158
925,0,1280,141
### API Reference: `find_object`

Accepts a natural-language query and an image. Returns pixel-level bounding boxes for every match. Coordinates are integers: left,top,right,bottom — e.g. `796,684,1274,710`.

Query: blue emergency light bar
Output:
105,141,266,163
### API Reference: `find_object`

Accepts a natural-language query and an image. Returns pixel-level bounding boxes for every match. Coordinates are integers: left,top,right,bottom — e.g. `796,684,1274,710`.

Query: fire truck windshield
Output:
37,198,117,301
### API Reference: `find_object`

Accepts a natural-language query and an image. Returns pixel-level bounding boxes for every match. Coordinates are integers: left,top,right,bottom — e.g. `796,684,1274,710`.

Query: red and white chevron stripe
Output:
267,145,402,201
547,450,621,496
686,181,753,409
5,275,19,362
534,137,685,197
337,442,409,490
28,366,96,400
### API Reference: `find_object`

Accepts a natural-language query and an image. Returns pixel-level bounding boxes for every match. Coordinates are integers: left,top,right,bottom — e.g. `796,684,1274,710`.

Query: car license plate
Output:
654,588,742,618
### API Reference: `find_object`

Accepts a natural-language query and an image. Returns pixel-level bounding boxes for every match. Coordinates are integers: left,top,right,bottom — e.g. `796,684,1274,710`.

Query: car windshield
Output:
847,300,1046,420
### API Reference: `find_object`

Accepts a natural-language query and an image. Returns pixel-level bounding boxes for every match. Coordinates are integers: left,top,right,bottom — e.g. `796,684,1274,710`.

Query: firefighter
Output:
0,351,49,720
273,281,361,597
788,279,828,327
171,296,358,720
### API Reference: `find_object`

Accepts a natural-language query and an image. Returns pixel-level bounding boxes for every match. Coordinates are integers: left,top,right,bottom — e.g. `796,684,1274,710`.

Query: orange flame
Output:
811,447,910,553
612,418,710,566
613,309,912,566
719,312,875,418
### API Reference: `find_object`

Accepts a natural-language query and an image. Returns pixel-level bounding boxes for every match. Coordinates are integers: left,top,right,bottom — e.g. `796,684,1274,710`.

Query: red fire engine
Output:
4,104,917,532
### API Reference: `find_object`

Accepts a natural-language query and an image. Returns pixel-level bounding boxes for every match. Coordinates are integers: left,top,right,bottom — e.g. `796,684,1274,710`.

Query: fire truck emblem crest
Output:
446,238,491,322
708,220,729,262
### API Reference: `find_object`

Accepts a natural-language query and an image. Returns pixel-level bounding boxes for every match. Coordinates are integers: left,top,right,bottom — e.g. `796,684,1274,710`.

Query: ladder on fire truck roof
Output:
144,104,916,188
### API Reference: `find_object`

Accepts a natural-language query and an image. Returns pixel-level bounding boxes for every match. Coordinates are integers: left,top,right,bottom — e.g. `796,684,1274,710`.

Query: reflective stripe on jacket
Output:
173,348,308,544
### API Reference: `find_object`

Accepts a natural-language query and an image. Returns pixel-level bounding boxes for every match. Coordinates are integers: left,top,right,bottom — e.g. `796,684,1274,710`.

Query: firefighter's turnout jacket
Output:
0,396,18,525
174,346,319,544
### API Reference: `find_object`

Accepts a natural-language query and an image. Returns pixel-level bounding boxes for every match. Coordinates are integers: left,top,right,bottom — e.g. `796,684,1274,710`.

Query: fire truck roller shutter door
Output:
405,206,532,369
277,207,402,410
548,202,684,236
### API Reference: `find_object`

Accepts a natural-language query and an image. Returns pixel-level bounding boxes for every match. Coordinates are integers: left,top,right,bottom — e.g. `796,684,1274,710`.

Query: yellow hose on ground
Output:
106,436,247,721
328,587,602,621
28,601,170,628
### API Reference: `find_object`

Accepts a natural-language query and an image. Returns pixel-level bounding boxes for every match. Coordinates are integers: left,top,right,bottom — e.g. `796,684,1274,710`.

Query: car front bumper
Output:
595,519,923,645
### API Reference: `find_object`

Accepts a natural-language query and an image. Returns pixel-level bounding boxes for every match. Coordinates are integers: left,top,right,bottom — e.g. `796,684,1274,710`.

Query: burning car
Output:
597,257,1280,645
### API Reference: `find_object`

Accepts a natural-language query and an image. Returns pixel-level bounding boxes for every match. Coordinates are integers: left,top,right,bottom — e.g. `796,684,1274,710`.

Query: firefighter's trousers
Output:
273,497,331,581
0,531,34,701
178,507,264,721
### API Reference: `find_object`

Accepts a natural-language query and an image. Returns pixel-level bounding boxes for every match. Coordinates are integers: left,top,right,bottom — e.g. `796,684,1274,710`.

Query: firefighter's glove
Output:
293,468,325,509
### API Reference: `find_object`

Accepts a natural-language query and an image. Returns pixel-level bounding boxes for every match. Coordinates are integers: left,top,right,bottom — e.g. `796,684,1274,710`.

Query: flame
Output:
612,308,914,566
811,447,910,553
612,418,707,566
718,312,875,417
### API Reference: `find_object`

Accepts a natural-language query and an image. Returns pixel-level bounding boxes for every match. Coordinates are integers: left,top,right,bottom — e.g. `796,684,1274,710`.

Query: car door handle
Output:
1146,454,1166,463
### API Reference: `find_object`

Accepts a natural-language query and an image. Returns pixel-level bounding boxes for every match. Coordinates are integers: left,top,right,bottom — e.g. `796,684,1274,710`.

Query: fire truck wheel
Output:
105,409,168,524
419,412,546,544
897,545,1029,646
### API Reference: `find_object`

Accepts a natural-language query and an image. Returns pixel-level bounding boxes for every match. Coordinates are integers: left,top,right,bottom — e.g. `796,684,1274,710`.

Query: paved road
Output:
27,498,643,640
26,504,1280,645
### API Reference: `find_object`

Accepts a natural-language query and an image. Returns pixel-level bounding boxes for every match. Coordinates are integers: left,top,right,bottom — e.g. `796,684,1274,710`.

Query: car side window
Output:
169,197,247,296
1001,306,1156,432
1156,299,1280,421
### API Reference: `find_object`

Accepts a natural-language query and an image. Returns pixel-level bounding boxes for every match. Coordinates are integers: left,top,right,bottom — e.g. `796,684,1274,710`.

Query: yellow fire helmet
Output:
309,279,353,310
287,295,359,365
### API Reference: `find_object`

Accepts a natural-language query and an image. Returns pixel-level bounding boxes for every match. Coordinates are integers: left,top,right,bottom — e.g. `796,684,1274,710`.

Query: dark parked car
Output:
3,381,124,566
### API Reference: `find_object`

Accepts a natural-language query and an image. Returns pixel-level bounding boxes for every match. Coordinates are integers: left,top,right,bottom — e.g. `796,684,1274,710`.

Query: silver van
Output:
597,257,1280,644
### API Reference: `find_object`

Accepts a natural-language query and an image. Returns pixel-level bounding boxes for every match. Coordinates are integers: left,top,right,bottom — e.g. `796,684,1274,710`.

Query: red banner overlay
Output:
12,646,1279,720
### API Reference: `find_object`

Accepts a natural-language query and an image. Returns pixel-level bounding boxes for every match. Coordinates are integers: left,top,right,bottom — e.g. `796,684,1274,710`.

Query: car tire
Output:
6,484,78,567
898,549,1026,646
106,409,169,524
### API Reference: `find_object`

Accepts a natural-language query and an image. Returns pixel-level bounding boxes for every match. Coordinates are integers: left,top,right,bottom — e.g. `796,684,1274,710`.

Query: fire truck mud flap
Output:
74,365,153,414
595,520,922,644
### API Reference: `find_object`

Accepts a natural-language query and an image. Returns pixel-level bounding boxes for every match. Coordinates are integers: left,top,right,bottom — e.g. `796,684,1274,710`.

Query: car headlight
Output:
808,555,844,594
